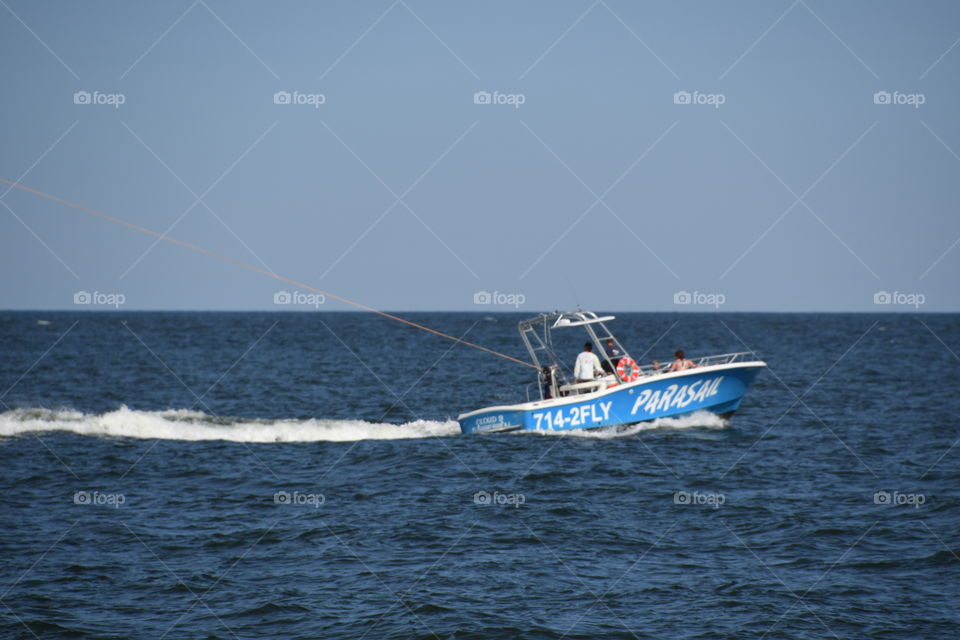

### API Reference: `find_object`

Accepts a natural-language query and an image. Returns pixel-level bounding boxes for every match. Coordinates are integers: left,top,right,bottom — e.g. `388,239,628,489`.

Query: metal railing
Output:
635,351,759,376
525,382,539,403
524,351,760,401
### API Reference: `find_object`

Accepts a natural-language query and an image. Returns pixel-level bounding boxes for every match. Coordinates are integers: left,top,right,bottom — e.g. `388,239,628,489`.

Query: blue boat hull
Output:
458,364,764,434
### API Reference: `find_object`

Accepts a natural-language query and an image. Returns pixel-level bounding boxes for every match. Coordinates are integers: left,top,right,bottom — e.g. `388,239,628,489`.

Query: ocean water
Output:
1,311,958,639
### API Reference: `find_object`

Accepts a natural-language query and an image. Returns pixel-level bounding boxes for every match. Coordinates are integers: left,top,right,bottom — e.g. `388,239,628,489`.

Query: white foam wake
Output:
0,406,459,443
544,410,729,438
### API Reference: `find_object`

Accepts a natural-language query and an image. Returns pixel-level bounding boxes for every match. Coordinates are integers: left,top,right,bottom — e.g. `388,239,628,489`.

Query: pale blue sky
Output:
1,0,958,311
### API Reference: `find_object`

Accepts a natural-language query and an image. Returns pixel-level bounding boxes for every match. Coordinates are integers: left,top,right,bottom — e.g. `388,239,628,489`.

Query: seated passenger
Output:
651,360,662,375
574,342,603,382
667,349,696,372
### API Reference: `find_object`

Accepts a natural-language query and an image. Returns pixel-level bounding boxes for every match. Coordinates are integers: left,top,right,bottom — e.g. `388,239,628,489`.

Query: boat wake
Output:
0,407,460,443
533,410,729,438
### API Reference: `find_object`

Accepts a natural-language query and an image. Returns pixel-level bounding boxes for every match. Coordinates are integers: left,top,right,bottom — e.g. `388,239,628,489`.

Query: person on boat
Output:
602,338,623,373
574,342,604,382
651,360,662,375
540,365,556,399
668,350,697,372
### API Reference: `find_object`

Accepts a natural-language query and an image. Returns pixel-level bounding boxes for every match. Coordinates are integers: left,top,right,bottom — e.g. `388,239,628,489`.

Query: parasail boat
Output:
457,311,765,434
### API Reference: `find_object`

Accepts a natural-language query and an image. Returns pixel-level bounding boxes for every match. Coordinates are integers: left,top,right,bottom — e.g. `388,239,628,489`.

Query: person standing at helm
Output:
574,342,603,382
602,338,623,373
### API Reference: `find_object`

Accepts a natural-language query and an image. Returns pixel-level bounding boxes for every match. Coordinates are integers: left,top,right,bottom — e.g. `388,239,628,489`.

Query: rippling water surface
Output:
1,311,958,639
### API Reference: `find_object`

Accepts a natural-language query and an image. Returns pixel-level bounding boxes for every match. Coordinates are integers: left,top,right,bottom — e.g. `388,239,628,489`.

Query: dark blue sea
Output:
1,311,958,639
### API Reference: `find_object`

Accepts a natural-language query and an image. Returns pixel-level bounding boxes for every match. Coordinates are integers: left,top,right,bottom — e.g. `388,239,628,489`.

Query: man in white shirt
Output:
574,342,603,382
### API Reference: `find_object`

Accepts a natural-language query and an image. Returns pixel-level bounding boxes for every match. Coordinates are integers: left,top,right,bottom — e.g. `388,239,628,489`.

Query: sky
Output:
1,0,958,312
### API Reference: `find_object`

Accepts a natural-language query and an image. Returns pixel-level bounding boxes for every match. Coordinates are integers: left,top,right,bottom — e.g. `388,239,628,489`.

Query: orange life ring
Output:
617,357,640,382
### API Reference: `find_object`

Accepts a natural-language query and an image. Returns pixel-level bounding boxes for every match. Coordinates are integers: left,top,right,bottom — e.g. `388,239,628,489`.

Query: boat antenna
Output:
564,275,581,311
0,176,538,370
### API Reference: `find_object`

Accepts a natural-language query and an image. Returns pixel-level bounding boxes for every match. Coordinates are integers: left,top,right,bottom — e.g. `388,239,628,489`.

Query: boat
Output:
457,311,766,434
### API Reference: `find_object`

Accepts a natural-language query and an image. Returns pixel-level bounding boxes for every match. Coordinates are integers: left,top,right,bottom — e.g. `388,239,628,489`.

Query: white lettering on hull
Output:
630,376,724,415
532,401,612,430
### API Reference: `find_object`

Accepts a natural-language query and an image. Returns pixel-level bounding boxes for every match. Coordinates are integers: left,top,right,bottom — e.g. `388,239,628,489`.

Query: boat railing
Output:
635,351,759,376
525,351,760,400
525,382,539,402
693,351,758,368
